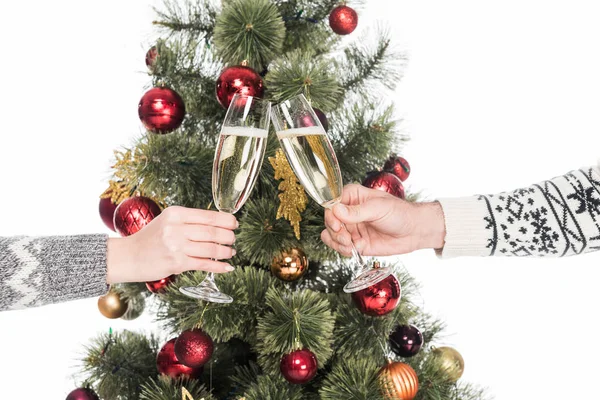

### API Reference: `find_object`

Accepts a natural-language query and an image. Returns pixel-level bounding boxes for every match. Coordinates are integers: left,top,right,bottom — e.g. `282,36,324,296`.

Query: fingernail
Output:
235,219,240,228
225,265,235,272
232,248,237,256
337,204,348,215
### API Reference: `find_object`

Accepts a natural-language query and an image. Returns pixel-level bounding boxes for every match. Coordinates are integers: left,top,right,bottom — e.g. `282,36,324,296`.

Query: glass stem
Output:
340,222,369,271
201,272,219,291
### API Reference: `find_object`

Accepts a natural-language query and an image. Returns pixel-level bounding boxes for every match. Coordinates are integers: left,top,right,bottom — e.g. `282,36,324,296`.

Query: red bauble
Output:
215,65,265,109
138,87,186,134
99,194,118,232
280,348,318,384
351,274,401,316
113,196,161,237
66,388,99,400
146,274,176,293
329,5,358,35
157,338,203,379
174,329,214,368
362,171,405,199
383,155,411,182
145,46,158,70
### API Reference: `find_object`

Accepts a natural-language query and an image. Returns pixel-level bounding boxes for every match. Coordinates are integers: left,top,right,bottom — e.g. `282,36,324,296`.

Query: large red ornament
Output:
66,388,99,400
113,196,161,237
280,348,318,384
146,274,176,293
216,65,265,109
351,274,401,316
157,338,203,379
362,171,405,199
99,194,118,232
329,5,358,35
138,87,186,133
174,329,214,368
383,155,411,182
145,46,158,70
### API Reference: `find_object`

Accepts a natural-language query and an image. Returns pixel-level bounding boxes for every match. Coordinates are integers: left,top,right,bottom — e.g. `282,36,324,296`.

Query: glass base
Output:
179,285,233,304
343,266,392,293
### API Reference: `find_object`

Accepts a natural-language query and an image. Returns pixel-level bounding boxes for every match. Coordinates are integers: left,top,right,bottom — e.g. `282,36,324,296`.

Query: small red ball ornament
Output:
138,87,186,134
99,194,118,232
329,5,358,35
157,338,203,379
215,65,265,109
383,156,411,182
145,46,158,70
146,275,176,293
280,348,318,384
351,274,401,316
66,388,99,400
174,329,214,368
362,171,405,199
113,196,161,237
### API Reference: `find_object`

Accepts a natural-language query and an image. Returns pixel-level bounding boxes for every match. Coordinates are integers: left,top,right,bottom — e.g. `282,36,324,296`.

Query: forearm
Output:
0,234,109,311
436,164,600,258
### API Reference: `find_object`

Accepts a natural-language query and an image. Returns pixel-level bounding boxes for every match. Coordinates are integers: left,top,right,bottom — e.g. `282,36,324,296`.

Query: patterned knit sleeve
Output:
436,163,600,258
0,234,109,311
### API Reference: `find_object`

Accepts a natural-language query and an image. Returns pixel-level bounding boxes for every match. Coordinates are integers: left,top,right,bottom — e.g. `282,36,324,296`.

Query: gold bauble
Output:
98,290,128,319
271,248,309,282
379,361,419,400
121,293,146,321
431,346,465,382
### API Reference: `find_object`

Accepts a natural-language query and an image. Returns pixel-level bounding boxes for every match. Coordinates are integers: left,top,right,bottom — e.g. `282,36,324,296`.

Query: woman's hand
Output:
106,206,238,284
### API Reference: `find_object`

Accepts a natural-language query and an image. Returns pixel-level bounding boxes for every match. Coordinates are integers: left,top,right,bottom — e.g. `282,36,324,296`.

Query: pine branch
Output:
153,0,217,39
117,134,215,209
341,27,408,93
256,288,335,373
330,101,406,184
139,376,215,400
214,0,285,71
266,49,343,112
156,268,279,344
242,374,305,400
149,38,226,144
319,356,383,400
80,330,159,400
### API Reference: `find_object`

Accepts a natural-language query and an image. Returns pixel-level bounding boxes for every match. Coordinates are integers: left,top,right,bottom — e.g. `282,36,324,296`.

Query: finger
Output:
324,209,342,232
332,199,386,224
178,207,238,229
340,183,387,206
321,230,353,257
184,224,236,245
184,242,236,260
184,258,235,274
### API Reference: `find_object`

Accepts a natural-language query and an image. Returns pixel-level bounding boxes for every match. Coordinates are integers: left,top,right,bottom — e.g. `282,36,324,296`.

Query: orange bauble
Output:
379,361,419,400
98,291,128,319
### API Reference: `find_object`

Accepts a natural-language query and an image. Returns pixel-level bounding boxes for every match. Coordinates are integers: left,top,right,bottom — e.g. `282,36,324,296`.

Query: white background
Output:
0,0,599,398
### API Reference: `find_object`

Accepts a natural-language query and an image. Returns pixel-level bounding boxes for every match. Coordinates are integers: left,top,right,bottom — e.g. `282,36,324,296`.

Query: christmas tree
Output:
79,0,489,399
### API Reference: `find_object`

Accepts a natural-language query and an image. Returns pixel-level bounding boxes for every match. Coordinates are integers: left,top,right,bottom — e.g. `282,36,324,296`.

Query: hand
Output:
106,206,238,284
321,184,446,257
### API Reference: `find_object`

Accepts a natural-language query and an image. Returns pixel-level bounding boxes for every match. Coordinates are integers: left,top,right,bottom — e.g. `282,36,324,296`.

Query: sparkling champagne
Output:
276,126,343,207
213,126,268,213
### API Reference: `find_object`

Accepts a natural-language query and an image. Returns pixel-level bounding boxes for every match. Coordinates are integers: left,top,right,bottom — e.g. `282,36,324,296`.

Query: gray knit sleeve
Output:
0,234,109,311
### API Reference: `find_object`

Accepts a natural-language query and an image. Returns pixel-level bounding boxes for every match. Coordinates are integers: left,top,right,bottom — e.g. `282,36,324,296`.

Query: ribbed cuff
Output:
435,196,490,258
41,234,110,304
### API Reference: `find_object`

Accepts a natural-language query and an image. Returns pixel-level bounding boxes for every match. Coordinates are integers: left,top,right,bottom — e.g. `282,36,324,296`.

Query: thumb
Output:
332,200,383,224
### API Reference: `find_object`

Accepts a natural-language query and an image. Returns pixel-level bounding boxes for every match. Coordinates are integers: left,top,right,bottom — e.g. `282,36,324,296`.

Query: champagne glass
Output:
271,94,392,293
179,94,271,303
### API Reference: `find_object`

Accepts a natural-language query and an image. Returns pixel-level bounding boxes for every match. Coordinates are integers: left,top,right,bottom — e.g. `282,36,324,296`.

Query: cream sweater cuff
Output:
435,196,490,258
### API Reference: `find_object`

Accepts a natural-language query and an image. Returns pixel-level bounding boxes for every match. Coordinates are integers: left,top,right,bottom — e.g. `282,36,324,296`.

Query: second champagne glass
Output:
271,94,392,293
179,94,271,303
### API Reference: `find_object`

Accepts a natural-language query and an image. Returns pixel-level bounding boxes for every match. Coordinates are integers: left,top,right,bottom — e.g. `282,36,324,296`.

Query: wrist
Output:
106,237,134,284
415,201,446,250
